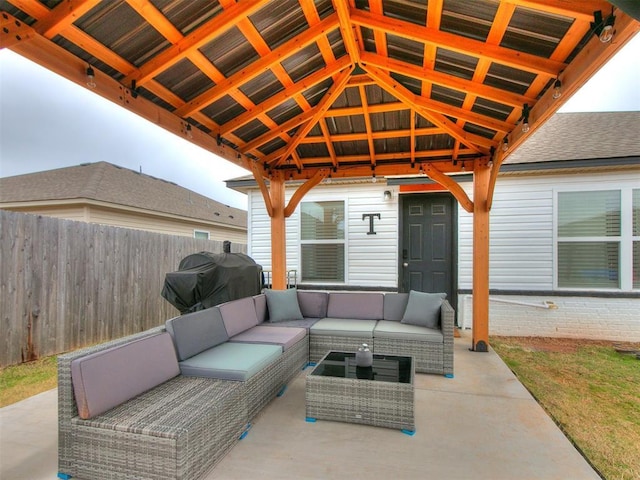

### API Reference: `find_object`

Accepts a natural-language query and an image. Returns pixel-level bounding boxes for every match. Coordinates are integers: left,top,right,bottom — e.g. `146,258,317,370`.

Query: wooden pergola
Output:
2,0,638,351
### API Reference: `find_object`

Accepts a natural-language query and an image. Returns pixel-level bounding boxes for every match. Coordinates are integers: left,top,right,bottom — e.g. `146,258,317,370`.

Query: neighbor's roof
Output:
0,162,247,228
2,1,638,183
505,111,640,163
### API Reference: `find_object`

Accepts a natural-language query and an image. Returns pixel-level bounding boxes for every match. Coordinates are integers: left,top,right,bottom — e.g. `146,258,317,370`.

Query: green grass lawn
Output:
0,356,58,408
491,337,640,480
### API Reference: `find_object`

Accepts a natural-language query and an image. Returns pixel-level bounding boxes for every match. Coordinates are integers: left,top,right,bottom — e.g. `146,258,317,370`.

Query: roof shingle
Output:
0,162,247,227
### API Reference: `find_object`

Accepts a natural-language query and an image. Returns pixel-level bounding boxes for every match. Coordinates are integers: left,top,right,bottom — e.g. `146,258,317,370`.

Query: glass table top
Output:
310,351,413,384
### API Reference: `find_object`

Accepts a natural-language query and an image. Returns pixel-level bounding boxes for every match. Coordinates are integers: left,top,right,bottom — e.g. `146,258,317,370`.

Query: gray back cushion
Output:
71,332,179,419
297,291,329,318
254,294,267,323
327,292,384,320
165,307,228,361
401,291,446,329
220,297,259,337
265,288,304,322
383,293,409,321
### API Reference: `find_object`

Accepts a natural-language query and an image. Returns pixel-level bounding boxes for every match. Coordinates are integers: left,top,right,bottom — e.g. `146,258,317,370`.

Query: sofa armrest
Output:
440,299,455,377
440,299,455,340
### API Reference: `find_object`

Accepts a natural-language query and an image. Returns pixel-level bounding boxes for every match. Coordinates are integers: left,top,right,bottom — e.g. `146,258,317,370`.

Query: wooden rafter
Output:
124,0,271,86
360,51,534,109
174,13,340,118
351,8,566,77
276,66,354,167
363,65,490,155
2,0,637,183
218,57,351,136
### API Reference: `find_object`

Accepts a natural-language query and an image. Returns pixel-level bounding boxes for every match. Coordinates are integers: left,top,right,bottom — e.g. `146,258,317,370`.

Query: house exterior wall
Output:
248,182,399,287
3,204,247,243
455,169,640,341
247,168,639,341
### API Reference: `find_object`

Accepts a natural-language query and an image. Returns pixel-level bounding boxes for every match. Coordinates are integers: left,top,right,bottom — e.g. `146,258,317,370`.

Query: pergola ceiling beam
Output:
299,126,446,143
218,56,352,136
363,65,493,154
124,0,271,86
504,0,612,22
351,9,566,77
333,0,360,64
360,51,533,109
35,0,100,38
174,13,340,118
276,66,354,167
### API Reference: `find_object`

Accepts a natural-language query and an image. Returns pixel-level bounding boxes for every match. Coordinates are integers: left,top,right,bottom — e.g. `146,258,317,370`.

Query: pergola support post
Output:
269,173,287,290
472,159,491,352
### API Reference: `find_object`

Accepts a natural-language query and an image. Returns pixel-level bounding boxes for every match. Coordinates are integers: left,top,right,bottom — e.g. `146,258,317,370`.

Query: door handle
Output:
403,262,409,267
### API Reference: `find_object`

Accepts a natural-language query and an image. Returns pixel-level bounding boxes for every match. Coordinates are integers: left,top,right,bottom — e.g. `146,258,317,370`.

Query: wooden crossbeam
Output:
219,57,351,136
360,52,534,109
351,8,566,77
175,13,340,118
276,67,353,167
363,65,495,153
124,0,270,86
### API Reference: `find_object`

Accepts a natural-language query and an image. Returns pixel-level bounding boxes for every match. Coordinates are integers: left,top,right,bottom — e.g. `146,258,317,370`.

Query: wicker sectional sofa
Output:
57,289,453,480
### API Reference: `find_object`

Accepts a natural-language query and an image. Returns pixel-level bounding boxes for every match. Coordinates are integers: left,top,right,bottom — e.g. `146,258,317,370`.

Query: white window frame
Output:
553,186,637,291
299,199,347,285
193,229,210,240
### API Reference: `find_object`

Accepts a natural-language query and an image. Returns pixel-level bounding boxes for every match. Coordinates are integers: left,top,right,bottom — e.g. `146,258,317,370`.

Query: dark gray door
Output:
400,194,455,303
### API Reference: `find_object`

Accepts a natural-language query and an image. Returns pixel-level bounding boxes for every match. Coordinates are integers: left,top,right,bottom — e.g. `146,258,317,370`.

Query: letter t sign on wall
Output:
362,213,381,235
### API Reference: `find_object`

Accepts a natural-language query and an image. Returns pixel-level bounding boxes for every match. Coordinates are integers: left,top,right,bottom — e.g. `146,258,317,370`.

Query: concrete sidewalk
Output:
0,332,600,479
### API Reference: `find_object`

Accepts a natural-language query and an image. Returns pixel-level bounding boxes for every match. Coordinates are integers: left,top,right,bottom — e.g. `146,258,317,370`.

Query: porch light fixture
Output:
502,136,509,152
186,124,193,139
383,190,392,201
521,104,530,133
552,78,562,99
372,173,377,183
86,66,96,89
592,10,615,44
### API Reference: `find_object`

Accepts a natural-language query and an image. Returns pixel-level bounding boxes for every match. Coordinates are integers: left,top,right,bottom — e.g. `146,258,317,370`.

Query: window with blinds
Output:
300,201,345,283
557,190,621,289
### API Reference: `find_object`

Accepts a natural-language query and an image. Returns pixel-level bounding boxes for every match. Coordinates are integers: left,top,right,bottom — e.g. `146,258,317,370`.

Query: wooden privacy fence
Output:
0,210,247,367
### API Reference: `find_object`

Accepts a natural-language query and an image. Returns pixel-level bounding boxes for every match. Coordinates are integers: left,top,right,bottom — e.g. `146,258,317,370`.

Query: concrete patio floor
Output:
1,332,600,480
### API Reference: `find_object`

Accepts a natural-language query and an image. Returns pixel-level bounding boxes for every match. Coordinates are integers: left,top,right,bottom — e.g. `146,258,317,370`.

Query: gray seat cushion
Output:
71,332,180,419
178,342,282,381
310,318,377,337
327,292,384,320
165,307,228,361
229,325,307,350
374,320,444,342
260,318,321,330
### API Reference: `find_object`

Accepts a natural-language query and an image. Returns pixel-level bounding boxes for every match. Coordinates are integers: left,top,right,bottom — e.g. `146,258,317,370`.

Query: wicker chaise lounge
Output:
57,329,246,480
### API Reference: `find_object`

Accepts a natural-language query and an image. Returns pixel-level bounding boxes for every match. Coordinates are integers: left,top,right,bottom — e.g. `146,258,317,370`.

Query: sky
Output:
1,34,639,210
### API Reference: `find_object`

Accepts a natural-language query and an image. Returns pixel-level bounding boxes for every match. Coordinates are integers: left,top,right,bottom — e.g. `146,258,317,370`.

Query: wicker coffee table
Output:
305,351,415,434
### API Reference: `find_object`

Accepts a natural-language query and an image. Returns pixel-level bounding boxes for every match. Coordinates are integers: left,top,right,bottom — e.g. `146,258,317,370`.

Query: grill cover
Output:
162,251,262,313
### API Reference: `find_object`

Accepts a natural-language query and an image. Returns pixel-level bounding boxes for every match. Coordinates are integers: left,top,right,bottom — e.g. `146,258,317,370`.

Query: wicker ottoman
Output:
305,351,415,434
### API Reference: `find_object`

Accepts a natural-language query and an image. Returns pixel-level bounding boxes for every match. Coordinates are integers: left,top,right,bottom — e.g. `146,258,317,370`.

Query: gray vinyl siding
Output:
248,184,399,287
248,169,639,291
458,181,553,290
458,170,639,291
